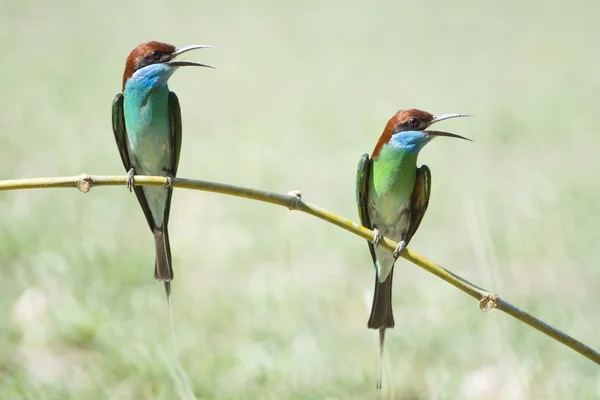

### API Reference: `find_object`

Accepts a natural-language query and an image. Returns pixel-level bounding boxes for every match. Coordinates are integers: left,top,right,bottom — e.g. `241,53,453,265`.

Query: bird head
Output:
121,41,213,91
372,109,471,157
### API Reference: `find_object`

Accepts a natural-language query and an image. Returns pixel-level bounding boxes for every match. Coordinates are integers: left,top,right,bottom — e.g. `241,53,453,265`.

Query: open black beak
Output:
425,130,472,141
167,45,215,69
424,113,472,141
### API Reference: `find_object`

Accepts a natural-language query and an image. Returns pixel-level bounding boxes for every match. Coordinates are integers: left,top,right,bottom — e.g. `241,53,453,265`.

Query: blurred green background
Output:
1,0,599,398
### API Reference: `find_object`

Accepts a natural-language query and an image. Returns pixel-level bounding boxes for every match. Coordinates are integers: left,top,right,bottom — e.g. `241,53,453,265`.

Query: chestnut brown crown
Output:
372,109,435,157
122,41,177,91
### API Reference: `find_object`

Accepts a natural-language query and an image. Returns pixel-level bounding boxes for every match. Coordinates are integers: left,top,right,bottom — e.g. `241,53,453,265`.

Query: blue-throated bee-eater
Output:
111,41,213,304
356,109,470,388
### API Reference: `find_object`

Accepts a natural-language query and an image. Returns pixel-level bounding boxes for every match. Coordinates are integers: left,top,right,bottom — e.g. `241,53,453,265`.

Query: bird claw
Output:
165,176,173,189
392,240,406,259
126,168,135,192
372,228,383,248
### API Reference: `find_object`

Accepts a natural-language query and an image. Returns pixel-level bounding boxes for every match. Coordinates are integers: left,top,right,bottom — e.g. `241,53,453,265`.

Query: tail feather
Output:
377,328,386,389
154,225,173,282
369,269,394,390
368,269,395,329
154,227,176,349
165,281,176,350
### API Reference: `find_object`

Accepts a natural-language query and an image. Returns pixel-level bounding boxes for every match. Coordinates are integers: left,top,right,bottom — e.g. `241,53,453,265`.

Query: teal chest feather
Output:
122,83,172,227
123,85,172,176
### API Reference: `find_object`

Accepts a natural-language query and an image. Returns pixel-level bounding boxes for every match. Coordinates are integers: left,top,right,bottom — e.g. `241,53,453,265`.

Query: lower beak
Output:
424,130,472,141
167,44,215,69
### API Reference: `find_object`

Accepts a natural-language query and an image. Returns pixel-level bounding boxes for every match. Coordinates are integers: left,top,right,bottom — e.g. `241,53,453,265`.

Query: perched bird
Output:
356,109,470,388
111,41,213,306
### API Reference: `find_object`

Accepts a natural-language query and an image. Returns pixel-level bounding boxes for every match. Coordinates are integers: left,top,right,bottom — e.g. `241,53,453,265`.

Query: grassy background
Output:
1,0,599,398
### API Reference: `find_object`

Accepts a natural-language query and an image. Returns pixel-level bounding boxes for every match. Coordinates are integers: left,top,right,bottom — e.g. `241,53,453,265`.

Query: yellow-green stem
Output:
0,173,598,364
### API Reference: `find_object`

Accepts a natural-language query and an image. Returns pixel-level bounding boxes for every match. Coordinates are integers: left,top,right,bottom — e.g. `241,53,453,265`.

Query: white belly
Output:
368,195,412,283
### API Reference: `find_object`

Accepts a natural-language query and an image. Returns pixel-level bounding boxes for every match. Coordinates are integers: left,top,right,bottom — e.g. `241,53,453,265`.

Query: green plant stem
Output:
1,173,598,364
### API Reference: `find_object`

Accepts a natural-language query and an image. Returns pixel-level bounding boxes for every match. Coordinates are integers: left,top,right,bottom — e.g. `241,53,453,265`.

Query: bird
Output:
111,41,213,314
356,109,470,388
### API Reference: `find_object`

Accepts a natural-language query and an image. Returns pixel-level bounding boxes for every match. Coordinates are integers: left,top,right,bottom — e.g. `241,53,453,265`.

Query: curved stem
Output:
1,173,598,364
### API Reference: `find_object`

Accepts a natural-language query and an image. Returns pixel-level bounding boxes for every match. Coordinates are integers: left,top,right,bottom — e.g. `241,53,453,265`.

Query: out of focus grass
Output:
1,0,599,398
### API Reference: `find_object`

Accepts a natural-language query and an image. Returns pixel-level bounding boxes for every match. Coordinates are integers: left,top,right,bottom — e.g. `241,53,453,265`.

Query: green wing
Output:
112,94,131,172
160,91,183,226
356,153,377,263
168,91,182,177
111,93,155,231
405,165,432,245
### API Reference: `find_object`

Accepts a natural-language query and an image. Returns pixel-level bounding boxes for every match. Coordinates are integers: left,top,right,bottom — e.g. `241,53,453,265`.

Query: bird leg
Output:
392,240,406,259
126,168,135,192
372,228,383,248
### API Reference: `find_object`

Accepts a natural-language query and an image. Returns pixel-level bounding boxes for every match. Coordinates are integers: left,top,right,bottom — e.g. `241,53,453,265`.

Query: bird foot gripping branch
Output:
126,168,135,192
392,240,406,259
372,228,383,247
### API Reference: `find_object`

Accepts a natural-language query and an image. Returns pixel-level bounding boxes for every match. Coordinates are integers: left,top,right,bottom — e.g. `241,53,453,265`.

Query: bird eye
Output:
408,117,420,129
150,51,160,60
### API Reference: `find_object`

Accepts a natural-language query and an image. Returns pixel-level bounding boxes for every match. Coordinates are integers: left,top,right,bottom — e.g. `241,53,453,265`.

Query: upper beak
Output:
425,113,472,141
167,45,215,69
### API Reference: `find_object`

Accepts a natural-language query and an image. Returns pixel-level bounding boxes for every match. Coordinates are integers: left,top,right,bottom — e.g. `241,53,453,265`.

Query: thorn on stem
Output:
287,190,302,210
479,293,499,313
77,174,93,193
